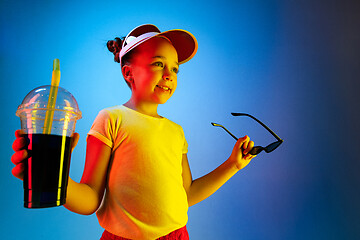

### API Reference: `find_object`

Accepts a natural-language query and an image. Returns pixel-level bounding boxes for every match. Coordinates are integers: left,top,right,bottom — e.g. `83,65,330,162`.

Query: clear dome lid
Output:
16,85,82,120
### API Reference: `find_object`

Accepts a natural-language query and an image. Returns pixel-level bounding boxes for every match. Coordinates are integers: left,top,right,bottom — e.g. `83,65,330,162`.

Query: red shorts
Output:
100,226,189,240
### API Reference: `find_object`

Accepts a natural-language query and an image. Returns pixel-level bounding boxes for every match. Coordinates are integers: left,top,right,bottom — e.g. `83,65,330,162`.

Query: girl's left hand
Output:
228,135,256,170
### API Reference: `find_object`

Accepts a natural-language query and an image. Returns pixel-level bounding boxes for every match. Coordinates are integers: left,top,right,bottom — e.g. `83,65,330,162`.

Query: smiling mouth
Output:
156,85,172,92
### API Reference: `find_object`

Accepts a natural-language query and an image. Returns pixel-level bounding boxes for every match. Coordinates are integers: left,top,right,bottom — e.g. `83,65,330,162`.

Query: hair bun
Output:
107,37,123,63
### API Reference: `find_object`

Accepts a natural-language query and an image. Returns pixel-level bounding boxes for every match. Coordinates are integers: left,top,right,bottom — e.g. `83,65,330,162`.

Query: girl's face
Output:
125,37,179,105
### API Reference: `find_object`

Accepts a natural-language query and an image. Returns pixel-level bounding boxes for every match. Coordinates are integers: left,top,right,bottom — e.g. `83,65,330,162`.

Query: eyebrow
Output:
152,56,179,67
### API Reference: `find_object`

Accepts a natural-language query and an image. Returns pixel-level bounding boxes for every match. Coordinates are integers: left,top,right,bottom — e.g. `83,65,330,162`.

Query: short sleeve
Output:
87,109,114,148
181,128,188,154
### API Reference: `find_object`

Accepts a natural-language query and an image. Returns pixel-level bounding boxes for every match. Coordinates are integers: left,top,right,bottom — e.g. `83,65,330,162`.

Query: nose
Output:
163,75,172,81
163,68,173,81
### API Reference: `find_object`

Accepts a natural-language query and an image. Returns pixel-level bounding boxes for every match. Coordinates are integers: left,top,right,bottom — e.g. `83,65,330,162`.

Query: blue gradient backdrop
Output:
1,0,359,239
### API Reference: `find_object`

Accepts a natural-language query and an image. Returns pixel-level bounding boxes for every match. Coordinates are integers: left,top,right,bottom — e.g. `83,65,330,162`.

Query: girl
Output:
11,24,256,240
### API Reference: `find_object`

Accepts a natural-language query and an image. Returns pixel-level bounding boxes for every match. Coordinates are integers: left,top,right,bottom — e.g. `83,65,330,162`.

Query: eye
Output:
152,62,164,68
172,67,179,74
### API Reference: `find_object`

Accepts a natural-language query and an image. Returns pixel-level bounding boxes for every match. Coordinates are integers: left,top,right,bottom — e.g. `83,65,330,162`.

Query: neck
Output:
124,98,161,118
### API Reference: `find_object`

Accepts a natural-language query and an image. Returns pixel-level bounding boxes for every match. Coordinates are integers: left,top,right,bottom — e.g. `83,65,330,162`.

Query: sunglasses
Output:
211,113,283,155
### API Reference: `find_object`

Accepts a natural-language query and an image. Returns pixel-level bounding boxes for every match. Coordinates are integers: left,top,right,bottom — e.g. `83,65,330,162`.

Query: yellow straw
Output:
43,59,61,134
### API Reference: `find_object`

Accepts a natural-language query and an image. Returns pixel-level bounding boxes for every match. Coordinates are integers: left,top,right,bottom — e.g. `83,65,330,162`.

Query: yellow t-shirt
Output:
88,105,189,240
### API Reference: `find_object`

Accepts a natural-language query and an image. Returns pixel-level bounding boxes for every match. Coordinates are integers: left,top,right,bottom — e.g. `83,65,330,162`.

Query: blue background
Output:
1,0,360,239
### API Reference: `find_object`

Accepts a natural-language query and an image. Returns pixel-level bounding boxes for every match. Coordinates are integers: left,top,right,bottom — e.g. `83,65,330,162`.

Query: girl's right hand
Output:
228,135,256,170
11,130,80,180
11,130,28,180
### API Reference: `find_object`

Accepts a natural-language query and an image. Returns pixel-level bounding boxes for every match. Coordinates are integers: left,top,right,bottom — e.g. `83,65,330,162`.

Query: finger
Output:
11,150,28,165
15,129,25,138
236,135,249,149
71,132,79,151
12,137,28,151
246,154,255,161
12,163,25,180
246,152,257,160
244,141,254,155
242,140,249,151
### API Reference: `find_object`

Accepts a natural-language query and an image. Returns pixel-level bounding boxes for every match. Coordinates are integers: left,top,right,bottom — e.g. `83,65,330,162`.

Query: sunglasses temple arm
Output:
232,113,283,141
223,128,239,141
213,123,239,141
213,123,264,155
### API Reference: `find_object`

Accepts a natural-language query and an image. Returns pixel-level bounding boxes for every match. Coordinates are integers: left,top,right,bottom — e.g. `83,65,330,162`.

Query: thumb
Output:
235,135,249,149
71,132,79,152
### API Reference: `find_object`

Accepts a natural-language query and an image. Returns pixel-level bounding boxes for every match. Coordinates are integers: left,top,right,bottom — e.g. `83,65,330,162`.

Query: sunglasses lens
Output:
264,141,282,153
249,146,263,155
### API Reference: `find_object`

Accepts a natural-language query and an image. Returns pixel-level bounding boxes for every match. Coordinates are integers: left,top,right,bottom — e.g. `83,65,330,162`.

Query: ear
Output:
122,65,134,86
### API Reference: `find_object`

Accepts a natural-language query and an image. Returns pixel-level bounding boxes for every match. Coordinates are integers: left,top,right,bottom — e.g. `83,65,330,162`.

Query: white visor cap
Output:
119,24,198,66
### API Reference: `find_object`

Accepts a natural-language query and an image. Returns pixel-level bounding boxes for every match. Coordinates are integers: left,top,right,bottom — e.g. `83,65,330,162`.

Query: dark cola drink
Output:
23,134,73,208
16,83,82,209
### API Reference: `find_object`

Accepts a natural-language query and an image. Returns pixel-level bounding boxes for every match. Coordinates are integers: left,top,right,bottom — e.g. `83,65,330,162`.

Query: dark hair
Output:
107,37,123,63
107,37,137,88
107,37,137,68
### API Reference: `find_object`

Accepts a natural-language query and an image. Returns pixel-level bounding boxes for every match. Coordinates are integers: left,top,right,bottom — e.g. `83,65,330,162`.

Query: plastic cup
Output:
16,85,82,208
